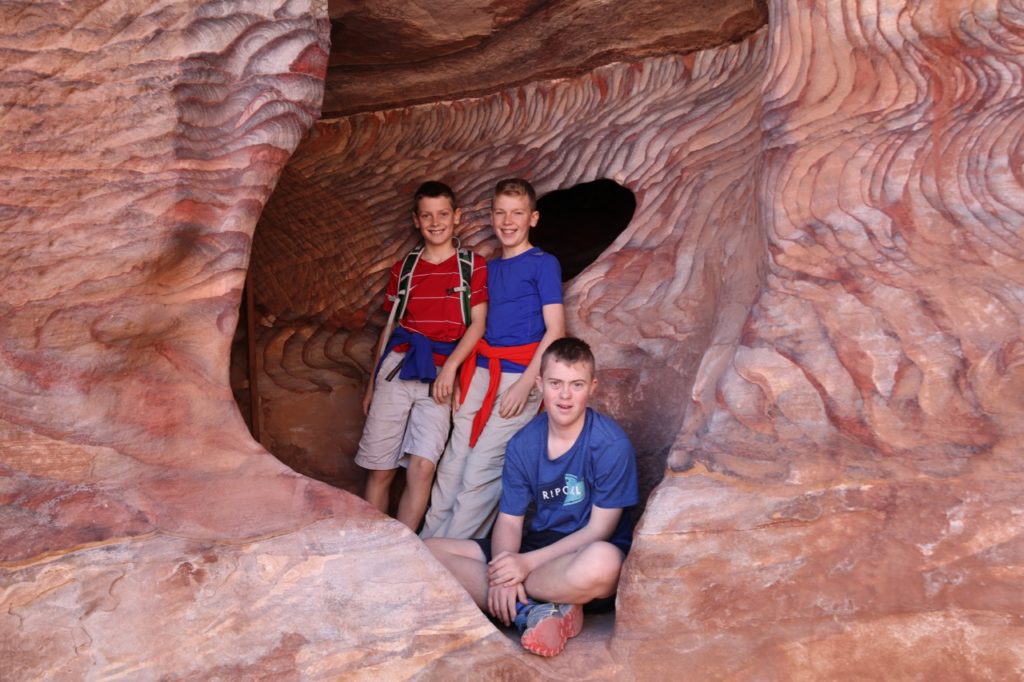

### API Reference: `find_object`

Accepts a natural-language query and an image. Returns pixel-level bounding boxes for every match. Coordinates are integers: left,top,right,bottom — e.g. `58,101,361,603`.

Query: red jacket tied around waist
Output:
459,339,540,447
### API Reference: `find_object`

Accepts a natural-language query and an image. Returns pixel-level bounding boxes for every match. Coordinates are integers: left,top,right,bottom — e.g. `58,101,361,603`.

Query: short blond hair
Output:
494,178,537,211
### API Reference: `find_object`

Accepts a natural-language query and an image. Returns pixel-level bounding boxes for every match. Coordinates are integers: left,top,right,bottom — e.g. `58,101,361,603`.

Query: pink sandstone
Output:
0,0,528,678
253,0,1024,677
3,0,1023,679
323,0,768,116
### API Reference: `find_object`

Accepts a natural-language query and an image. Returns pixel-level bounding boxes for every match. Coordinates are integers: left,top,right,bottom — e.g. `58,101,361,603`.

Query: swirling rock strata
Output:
324,0,769,116
255,0,1024,677
0,1,526,678
5,0,1022,677
616,1,1024,678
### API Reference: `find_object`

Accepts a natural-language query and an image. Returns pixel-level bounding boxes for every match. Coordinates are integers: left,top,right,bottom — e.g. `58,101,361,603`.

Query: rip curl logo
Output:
562,474,585,506
539,474,586,507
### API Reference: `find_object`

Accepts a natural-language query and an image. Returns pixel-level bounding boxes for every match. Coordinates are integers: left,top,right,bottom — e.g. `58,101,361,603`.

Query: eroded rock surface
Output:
324,0,768,116
0,1,525,678
615,1,1024,677
4,0,1023,678
256,0,1024,678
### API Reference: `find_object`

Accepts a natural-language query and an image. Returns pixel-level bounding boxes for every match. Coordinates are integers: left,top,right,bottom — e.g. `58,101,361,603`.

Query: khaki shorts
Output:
354,351,452,470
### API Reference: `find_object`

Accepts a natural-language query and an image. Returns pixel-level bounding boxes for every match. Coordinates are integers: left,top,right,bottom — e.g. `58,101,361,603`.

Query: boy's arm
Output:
486,512,527,625
487,505,622,587
497,302,565,418
433,301,487,405
363,264,403,415
360,360,376,413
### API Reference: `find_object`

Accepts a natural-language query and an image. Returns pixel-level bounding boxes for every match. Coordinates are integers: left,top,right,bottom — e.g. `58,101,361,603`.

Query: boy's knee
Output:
406,455,436,480
582,541,624,569
573,542,624,594
366,468,396,484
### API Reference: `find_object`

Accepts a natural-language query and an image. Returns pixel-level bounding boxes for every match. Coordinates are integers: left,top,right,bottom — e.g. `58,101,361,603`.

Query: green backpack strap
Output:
388,244,424,324
455,248,474,326
388,244,474,327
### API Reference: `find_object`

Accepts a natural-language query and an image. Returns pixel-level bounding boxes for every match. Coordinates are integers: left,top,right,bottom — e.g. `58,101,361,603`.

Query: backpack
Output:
388,244,475,326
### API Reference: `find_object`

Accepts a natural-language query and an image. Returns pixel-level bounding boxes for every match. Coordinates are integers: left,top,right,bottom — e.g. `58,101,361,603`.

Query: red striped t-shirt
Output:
384,251,488,342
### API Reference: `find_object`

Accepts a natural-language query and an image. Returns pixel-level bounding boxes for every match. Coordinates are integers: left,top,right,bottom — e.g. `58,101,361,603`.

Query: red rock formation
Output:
324,0,768,116
254,0,1024,678
615,1,1024,678
0,1,529,678
5,0,1023,678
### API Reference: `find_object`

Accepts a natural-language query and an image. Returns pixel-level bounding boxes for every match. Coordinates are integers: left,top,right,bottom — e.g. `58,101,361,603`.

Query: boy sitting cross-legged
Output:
354,181,488,531
425,337,639,657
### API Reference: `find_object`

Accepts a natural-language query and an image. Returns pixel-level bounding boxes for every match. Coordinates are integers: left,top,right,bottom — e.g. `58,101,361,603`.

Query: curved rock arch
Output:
3,0,1023,678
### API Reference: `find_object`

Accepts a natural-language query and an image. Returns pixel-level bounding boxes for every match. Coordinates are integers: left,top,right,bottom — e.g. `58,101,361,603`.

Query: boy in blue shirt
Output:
421,178,565,540
425,337,639,657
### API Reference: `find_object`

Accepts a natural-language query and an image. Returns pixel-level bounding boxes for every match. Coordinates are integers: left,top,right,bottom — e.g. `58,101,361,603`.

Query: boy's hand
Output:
433,363,456,405
488,550,530,587
361,382,374,416
498,377,533,418
487,583,528,627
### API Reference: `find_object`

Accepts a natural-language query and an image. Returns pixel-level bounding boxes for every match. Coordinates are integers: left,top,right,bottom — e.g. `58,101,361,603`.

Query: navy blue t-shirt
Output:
480,247,562,373
500,409,639,552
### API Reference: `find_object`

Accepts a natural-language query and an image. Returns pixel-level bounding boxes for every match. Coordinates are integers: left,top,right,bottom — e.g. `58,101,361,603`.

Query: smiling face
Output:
537,358,596,430
413,196,460,248
491,193,539,257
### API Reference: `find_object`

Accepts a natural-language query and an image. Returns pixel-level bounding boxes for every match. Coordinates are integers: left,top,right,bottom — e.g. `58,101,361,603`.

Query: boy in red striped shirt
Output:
355,181,487,531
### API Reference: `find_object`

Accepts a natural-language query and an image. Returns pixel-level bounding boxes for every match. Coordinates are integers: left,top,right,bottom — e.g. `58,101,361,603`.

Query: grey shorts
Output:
354,351,451,470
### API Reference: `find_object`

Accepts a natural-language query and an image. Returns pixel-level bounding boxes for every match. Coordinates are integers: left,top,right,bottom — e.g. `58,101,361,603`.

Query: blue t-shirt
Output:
500,409,639,552
481,247,562,372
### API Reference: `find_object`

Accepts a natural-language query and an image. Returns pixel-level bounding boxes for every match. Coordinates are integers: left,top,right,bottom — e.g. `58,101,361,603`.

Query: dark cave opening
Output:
533,178,636,281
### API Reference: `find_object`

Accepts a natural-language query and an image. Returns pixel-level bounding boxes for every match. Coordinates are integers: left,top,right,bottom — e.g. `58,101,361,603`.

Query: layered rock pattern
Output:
324,0,768,116
255,0,1024,678
4,0,1023,678
616,1,1024,677
0,1,527,678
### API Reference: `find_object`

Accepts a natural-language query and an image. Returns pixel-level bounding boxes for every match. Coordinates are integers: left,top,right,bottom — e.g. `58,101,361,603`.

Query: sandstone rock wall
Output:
324,0,768,116
255,0,1024,678
616,1,1024,677
0,2,528,678
3,0,1022,678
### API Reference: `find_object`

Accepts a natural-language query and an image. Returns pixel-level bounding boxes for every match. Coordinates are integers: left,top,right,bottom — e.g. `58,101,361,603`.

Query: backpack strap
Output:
388,244,474,329
388,244,424,324
442,247,475,326
455,248,474,326
373,245,423,371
